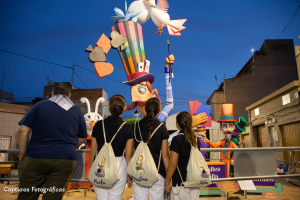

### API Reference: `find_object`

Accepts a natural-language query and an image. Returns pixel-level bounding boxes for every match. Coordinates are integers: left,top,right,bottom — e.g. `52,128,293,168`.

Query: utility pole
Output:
0,64,7,101
70,63,75,96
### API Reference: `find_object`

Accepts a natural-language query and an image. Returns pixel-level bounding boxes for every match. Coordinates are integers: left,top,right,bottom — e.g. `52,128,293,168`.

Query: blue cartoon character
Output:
95,156,106,177
201,169,209,178
133,155,145,175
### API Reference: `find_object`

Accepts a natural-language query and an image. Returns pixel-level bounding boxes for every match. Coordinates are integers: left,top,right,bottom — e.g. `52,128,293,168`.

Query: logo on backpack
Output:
94,179,106,185
95,156,106,177
133,154,145,175
199,180,209,185
201,169,209,178
198,158,204,168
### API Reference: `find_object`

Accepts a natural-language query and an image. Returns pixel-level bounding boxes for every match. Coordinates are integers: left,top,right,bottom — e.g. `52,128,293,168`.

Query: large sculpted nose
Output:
131,87,139,102
90,120,96,127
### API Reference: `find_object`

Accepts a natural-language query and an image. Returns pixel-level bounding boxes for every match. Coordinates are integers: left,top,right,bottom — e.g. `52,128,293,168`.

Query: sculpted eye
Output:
85,115,91,121
94,115,100,121
138,87,146,94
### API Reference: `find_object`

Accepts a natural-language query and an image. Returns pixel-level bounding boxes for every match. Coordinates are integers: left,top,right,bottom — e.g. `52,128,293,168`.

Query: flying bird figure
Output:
147,0,186,36
111,0,150,24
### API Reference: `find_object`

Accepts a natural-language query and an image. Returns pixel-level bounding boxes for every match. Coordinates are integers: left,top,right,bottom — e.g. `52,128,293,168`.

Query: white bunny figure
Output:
79,97,105,149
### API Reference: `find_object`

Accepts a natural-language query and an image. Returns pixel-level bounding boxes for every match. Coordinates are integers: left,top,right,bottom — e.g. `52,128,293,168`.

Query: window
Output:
254,108,259,116
282,93,290,105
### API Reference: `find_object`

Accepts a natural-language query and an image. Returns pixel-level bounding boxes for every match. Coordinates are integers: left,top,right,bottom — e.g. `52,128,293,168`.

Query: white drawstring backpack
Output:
127,121,163,187
172,133,211,195
88,120,126,188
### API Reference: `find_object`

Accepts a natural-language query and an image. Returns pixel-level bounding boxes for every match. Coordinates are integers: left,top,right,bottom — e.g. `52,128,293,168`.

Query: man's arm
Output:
18,125,32,157
76,138,87,149
157,55,175,123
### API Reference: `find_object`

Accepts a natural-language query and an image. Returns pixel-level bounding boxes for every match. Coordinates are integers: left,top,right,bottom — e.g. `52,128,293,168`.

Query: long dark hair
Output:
145,98,161,143
109,95,126,116
176,111,197,148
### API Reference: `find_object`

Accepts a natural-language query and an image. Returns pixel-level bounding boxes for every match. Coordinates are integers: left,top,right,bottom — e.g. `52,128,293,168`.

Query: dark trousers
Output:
17,155,76,200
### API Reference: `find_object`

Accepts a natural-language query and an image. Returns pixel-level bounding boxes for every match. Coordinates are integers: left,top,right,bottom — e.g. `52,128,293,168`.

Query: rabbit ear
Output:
80,97,91,113
95,97,105,114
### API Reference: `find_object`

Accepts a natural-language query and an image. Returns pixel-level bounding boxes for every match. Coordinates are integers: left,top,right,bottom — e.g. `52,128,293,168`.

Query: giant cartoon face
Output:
84,112,102,131
130,82,158,116
81,97,105,134
220,122,235,139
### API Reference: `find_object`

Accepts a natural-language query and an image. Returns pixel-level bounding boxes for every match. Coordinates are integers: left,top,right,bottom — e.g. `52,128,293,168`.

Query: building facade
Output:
207,39,298,121
0,102,30,167
0,90,14,103
246,80,300,162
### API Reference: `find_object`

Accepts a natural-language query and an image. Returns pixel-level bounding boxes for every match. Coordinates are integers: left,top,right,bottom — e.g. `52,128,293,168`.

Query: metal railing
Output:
293,150,300,174
1,147,300,183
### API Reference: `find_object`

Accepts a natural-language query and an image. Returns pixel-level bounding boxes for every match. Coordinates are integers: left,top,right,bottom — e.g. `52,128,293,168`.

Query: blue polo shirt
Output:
19,100,87,160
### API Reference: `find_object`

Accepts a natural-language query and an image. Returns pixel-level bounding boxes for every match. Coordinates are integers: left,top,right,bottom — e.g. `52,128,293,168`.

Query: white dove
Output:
111,0,151,24
147,0,186,36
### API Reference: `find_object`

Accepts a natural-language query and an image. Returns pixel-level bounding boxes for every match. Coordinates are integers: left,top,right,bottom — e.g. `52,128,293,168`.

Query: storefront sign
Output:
202,162,275,190
216,181,240,193
204,162,226,188
262,191,279,199
75,182,93,189
253,179,275,187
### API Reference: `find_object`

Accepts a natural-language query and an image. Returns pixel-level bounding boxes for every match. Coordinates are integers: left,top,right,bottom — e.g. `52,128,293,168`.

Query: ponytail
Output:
145,98,161,143
176,111,197,148
146,109,155,143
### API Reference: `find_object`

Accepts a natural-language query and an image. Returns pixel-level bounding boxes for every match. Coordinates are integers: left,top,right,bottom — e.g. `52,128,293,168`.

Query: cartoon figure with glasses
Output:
202,104,238,178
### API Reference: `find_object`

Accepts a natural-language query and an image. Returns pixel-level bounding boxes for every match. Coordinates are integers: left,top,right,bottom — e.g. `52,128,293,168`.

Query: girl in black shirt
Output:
90,95,134,200
165,111,200,200
132,98,170,200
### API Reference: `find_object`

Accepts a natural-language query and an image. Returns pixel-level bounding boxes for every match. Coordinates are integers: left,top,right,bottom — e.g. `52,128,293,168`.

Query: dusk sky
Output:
0,0,299,119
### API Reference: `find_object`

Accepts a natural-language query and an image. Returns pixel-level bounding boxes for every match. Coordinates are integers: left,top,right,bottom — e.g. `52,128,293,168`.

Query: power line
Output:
278,5,300,39
0,49,72,69
158,93,207,104
76,65,124,84
74,71,89,89
284,5,300,39
0,49,124,84
0,48,210,104
76,67,100,88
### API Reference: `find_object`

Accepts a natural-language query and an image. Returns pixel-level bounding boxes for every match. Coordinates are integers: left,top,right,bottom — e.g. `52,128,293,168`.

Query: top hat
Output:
217,104,237,123
111,21,155,86
235,116,247,132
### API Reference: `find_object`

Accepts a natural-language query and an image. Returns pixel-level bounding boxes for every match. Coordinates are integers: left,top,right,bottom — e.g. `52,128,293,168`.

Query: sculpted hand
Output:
196,131,206,138
165,55,175,66
241,138,245,145
202,137,209,143
230,159,234,166
192,112,208,127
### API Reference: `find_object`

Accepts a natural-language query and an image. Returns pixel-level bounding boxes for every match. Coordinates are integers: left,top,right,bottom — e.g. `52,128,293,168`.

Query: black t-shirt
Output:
170,130,200,187
134,116,169,178
92,116,134,157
